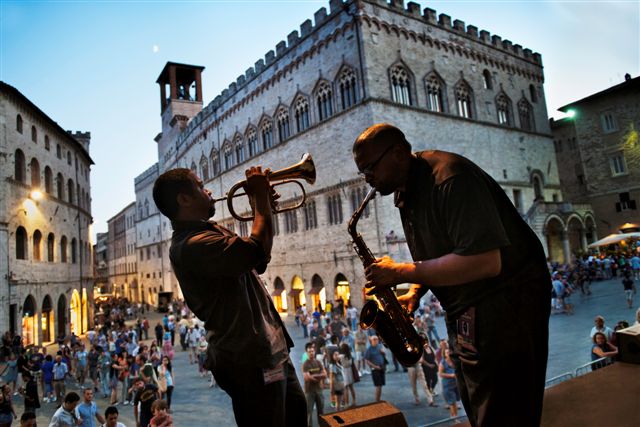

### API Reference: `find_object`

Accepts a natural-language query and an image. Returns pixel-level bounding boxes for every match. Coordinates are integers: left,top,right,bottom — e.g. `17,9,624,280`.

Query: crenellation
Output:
228,82,237,96
276,41,287,57
502,39,513,52
466,25,478,38
480,30,491,43
236,75,246,87
287,30,299,47
265,50,276,65
523,48,532,60
254,59,265,73
532,53,542,65
221,89,229,99
513,44,523,57
491,34,502,47
438,13,452,28
389,0,405,9
453,19,465,33
407,2,421,17
423,7,437,24
329,0,344,14
314,7,328,25
245,68,255,80
300,19,313,37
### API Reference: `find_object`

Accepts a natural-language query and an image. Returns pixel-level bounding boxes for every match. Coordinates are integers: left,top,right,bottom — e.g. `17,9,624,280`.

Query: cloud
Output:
152,45,159,53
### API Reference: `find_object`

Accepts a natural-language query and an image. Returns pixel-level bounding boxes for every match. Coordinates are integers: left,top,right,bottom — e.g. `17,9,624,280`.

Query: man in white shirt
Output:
102,406,126,427
48,392,80,427
590,315,613,341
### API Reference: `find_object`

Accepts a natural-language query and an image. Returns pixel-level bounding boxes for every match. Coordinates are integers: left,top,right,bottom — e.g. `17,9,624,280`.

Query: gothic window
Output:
531,173,544,201
47,233,55,262
200,156,209,181
495,92,513,126
31,126,37,143
339,67,357,109
67,179,74,204
390,64,412,105
33,230,42,261
327,194,343,225
610,153,628,176
455,80,473,118
16,114,23,133
304,200,318,230
16,227,27,260
238,221,248,237
145,199,150,217
315,81,334,121
482,69,493,90
210,149,220,176
60,236,68,263
425,72,445,113
350,187,370,218
294,96,310,132
14,149,26,182
71,238,77,264
273,214,280,236
45,135,50,150
261,120,274,151
234,135,245,164
518,98,535,131
44,167,52,193
56,173,63,199
223,141,234,170
529,84,538,103
247,128,259,157
190,161,197,174
30,158,40,188
284,210,298,234
276,108,290,142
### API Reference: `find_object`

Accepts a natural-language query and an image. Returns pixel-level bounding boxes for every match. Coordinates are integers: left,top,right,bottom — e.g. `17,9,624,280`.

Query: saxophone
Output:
348,187,425,367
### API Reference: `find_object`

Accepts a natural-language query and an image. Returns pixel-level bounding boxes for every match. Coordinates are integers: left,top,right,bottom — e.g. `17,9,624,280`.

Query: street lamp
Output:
29,190,43,201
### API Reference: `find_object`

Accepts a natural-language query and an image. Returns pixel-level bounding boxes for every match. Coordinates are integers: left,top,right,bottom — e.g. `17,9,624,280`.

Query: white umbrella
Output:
588,232,640,248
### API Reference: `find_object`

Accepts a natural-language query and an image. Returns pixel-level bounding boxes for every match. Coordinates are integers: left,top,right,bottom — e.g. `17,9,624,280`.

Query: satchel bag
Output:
351,362,360,383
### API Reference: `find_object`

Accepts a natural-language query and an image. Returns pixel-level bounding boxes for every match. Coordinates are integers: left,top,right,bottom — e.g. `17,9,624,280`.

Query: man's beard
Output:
208,203,216,218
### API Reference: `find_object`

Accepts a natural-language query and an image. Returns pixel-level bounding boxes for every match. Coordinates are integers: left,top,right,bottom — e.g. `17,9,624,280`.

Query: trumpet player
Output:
152,167,306,427
352,124,551,427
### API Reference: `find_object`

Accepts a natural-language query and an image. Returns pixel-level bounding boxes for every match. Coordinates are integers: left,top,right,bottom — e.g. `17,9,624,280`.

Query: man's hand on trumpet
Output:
244,166,280,213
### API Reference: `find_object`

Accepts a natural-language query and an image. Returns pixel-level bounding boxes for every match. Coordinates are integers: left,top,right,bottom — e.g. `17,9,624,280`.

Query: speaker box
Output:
616,324,640,364
319,401,408,427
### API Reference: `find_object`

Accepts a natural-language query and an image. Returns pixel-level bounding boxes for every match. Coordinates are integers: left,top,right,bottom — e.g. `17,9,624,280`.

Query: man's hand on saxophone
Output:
366,257,423,313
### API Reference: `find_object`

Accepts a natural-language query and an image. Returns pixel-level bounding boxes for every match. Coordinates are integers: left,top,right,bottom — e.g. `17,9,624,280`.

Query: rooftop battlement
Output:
134,163,159,188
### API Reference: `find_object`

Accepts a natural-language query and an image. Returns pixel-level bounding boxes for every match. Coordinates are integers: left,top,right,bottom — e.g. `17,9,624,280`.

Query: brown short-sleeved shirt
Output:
302,358,324,393
169,220,292,368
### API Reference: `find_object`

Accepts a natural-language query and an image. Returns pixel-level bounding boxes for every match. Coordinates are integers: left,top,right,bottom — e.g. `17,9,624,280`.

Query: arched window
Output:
44,166,53,193
304,199,318,230
200,156,209,181
210,149,220,176
47,233,55,262
246,128,259,157
16,114,23,133
71,238,77,264
67,179,75,204
454,79,473,118
45,135,50,151
495,92,513,126
425,72,446,113
31,126,37,143
529,84,538,103
30,158,40,188
518,98,535,131
234,135,245,164
338,67,357,109
56,144,62,159
351,187,370,218
138,204,143,220
294,96,310,132
261,120,273,151
327,194,343,225
16,226,27,260
223,141,234,170
144,199,150,217
276,109,290,142
56,173,64,199
390,64,412,105
33,230,43,261
14,149,26,182
482,69,493,90
60,236,68,263
315,81,334,121
66,151,71,165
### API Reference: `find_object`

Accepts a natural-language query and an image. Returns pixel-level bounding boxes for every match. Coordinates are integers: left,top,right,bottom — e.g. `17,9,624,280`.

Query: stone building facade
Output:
93,232,108,294
551,75,639,241
128,0,591,313
106,203,138,302
1,82,94,344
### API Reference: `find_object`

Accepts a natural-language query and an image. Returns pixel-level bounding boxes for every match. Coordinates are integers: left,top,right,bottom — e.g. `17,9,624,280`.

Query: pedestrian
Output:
302,342,326,427
153,166,306,426
133,377,160,427
328,350,345,411
41,354,55,403
439,349,460,418
591,332,618,370
363,336,386,402
75,388,105,427
3,353,18,394
420,339,439,397
353,124,552,426
622,271,636,309
102,406,125,427
338,343,357,407
354,326,368,375
590,315,614,341
48,392,81,427
0,386,17,426
19,412,36,427
149,399,173,427
154,323,164,345
18,372,40,415
158,356,174,410
406,357,436,407
52,355,69,405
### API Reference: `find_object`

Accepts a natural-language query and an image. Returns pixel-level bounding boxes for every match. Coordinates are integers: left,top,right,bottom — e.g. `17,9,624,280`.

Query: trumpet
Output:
213,153,316,221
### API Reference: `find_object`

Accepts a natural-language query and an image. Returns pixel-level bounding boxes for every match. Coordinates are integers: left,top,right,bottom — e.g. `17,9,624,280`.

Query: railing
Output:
574,357,610,377
421,414,469,427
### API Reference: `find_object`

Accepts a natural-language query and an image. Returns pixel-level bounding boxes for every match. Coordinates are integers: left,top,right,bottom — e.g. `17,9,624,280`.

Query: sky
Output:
2,0,638,240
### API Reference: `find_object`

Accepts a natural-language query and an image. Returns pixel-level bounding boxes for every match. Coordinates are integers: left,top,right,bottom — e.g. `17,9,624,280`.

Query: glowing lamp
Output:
567,110,576,119
30,190,43,201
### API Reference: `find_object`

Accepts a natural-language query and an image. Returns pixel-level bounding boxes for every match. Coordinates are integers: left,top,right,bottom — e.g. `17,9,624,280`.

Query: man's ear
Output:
176,193,192,208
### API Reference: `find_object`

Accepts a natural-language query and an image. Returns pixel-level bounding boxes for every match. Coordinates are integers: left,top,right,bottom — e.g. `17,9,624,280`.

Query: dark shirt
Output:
24,379,40,409
170,220,292,368
396,151,549,318
134,383,158,424
364,344,386,369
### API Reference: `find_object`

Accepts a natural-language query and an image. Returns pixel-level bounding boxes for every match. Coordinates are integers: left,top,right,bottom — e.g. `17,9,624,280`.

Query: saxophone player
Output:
352,124,550,427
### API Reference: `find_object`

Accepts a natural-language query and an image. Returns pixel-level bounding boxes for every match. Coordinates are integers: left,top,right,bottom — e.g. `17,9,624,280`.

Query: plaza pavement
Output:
23,276,637,426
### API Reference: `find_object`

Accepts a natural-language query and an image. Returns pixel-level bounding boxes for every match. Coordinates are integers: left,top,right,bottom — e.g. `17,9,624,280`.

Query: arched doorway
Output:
585,216,597,246
334,273,350,310
309,275,326,314
567,216,585,258
290,276,306,311
272,277,287,313
57,295,67,339
70,290,81,335
532,172,545,202
41,295,54,344
545,216,566,264
82,288,88,333
22,295,38,346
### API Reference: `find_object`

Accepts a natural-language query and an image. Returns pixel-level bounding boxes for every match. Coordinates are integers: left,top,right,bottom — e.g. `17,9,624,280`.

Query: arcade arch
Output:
309,274,326,314
290,276,306,311
22,295,38,346
272,277,287,313
41,295,54,344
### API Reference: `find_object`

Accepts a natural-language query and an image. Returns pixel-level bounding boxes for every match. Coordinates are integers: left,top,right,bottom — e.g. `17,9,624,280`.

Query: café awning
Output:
587,232,640,248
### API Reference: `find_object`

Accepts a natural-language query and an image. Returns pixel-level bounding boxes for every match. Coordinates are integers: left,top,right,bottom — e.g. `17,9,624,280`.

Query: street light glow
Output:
567,110,576,118
30,190,44,201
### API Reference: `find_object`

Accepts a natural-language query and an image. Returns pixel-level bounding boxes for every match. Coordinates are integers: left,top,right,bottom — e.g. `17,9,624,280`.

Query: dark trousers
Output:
446,279,550,427
213,357,307,427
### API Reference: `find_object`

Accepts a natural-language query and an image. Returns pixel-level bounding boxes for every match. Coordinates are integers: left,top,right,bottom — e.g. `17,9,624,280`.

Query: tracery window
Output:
284,211,298,234
261,120,274,150
454,80,473,118
482,69,493,90
234,135,245,164
223,141,234,170
304,200,318,230
339,68,357,110
316,81,334,121
277,108,290,142
518,98,535,131
247,128,259,157
210,150,220,176
200,156,209,181
390,65,412,105
425,73,445,113
496,92,513,126
327,194,343,225
294,96,310,132
350,187,370,218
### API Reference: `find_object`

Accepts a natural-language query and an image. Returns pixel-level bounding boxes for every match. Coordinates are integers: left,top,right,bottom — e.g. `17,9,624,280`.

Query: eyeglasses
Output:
358,144,395,177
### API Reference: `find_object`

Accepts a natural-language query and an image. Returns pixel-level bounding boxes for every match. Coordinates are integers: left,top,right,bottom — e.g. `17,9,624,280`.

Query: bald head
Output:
352,123,411,155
